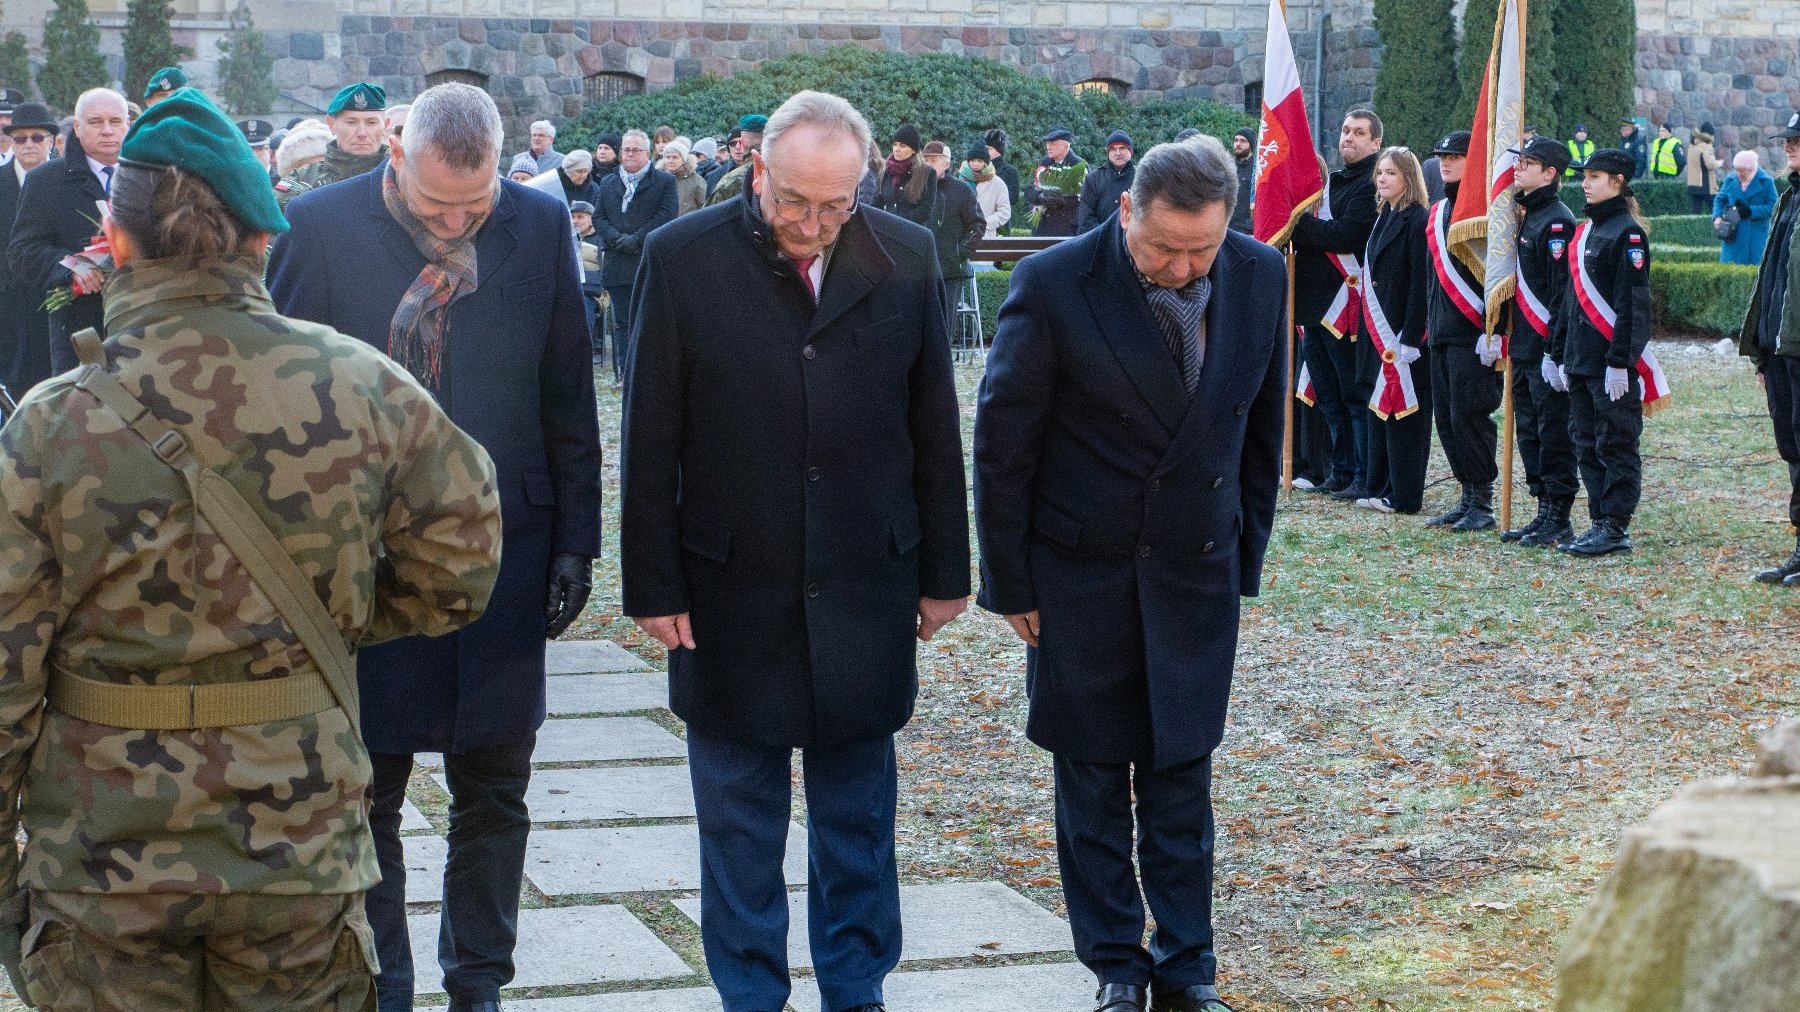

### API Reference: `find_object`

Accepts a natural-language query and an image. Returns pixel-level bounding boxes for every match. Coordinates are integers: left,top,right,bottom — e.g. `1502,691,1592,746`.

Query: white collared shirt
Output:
86,155,114,192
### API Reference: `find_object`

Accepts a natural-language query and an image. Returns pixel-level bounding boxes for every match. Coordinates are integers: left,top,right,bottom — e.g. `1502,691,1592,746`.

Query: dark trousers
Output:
1430,344,1503,486
1365,346,1433,514
687,730,901,1012
46,310,78,376
1568,371,1644,524
941,275,970,345
1763,355,1800,526
1513,358,1579,501
1054,754,1216,993
367,738,537,1011
1689,189,1712,215
1294,398,1334,484
607,283,636,381
1299,325,1369,486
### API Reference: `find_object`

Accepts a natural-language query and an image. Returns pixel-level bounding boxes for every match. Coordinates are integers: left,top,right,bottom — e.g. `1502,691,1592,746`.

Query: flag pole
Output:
1283,246,1296,491
1499,304,1516,530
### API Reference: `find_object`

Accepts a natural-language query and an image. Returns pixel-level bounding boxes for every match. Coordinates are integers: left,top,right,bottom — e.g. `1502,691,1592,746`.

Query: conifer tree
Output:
1372,0,1460,153
216,1,275,115
39,0,108,113
122,0,190,104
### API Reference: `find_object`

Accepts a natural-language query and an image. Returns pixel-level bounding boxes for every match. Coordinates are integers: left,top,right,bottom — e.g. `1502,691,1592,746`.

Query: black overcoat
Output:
6,133,109,373
594,166,680,288
265,171,603,755
973,219,1286,769
620,188,971,749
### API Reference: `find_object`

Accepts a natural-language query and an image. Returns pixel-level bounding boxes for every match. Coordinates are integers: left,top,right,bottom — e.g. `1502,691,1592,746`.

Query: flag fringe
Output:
1265,191,1323,251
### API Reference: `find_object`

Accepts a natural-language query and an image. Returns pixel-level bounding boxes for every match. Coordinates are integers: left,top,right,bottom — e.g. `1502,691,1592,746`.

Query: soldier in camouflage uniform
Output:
703,113,766,207
0,88,503,1009
278,83,390,210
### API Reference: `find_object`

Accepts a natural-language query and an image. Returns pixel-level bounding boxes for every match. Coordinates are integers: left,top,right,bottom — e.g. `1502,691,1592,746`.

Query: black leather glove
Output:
1735,199,1753,219
614,235,641,256
544,553,593,640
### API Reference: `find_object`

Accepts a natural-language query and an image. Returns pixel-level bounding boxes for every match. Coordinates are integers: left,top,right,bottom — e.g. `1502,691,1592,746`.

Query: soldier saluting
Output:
0,88,502,1007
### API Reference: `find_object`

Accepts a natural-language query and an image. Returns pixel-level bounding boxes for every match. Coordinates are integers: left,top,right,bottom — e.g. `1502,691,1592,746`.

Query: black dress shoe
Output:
1502,498,1548,543
1562,517,1632,556
1152,982,1234,1012
1757,541,1800,583
1094,982,1147,1011
1331,485,1369,502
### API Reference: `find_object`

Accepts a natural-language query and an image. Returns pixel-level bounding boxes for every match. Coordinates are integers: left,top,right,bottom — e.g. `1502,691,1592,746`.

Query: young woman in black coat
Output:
875,123,937,227
1355,146,1434,515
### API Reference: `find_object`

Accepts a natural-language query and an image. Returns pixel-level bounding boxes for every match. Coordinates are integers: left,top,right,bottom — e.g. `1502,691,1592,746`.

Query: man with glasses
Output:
621,90,969,1012
0,101,54,393
594,128,678,384
8,88,126,375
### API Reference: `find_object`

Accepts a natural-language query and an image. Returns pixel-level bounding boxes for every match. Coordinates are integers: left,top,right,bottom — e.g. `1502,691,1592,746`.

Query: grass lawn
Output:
3,337,1788,1011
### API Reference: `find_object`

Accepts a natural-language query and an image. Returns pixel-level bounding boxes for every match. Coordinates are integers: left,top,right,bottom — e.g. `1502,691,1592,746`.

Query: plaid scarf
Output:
381,164,487,389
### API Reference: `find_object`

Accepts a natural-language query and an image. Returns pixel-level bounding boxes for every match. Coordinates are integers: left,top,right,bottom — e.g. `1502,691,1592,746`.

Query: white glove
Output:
1397,343,1422,366
1540,357,1566,392
1605,366,1630,402
1477,334,1502,368
1557,364,1571,393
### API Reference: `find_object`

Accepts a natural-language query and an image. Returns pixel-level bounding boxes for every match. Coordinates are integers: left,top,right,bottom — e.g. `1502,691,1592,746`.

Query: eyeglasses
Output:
620,146,649,154
767,188,858,226
9,133,48,143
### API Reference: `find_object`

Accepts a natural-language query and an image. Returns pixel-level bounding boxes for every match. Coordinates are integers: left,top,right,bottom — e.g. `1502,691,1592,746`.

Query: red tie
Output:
793,255,818,303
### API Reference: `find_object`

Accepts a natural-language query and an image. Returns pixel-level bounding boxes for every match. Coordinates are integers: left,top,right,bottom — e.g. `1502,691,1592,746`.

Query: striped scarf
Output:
381,164,488,389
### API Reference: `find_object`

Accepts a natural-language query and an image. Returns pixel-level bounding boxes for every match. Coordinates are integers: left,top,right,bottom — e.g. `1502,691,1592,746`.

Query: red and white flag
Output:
1252,0,1323,247
1449,0,1527,335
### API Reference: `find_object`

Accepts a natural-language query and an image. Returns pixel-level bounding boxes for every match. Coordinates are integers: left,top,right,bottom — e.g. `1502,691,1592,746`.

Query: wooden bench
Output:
971,235,1067,264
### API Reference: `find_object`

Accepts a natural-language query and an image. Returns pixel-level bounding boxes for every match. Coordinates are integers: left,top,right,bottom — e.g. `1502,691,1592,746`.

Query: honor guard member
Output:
1565,125,1595,178
1741,111,1800,584
238,117,275,172
1422,130,1505,531
1504,136,1580,547
1550,148,1662,556
279,82,388,209
0,87,503,1009
702,113,766,206
142,66,190,107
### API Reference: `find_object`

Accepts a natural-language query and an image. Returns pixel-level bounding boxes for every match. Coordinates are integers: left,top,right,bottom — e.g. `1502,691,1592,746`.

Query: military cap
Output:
1777,111,1800,141
120,87,288,235
3,102,56,135
737,114,768,133
569,200,595,215
327,82,386,117
1576,148,1636,177
236,118,274,148
0,88,21,115
1432,130,1472,156
1618,117,1636,127
1042,127,1074,144
1509,135,1572,174
143,67,189,100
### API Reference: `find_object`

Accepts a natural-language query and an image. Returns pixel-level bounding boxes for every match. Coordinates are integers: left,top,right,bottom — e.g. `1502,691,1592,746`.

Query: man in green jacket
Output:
278,83,389,209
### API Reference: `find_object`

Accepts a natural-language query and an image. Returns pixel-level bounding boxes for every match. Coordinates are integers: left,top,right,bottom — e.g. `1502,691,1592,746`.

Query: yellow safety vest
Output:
1565,139,1595,176
1651,137,1681,176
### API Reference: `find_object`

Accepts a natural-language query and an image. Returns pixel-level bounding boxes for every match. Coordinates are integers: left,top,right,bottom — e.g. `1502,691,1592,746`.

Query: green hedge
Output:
1559,176,1790,218
975,270,1011,343
1657,244,1723,265
1645,215,1716,247
1652,261,1757,336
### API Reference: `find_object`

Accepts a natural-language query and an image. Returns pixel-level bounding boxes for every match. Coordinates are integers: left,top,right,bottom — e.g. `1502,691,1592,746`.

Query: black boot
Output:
1331,483,1370,502
1425,484,1470,527
1501,497,1549,543
1563,517,1632,556
1521,498,1575,547
1451,483,1497,531
1756,537,1800,584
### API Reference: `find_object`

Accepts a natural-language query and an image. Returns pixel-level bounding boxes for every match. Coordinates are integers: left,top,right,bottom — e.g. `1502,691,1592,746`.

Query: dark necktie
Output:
1143,277,1211,398
793,255,819,303
101,164,112,195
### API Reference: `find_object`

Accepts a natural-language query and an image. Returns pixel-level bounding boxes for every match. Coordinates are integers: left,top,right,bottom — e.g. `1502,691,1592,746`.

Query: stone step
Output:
524,822,808,897
415,716,686,770
409,904,691,996
674,881,1074,968
789,962,1094,1012
545,639,652,674
547,672,670,716
423,992,728,1012
436,764,697,824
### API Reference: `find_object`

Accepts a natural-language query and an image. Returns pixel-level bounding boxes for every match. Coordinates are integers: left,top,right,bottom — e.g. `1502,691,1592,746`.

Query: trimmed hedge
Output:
1657,244,1724,265
1647,216,1717,246
1559,176,1790,218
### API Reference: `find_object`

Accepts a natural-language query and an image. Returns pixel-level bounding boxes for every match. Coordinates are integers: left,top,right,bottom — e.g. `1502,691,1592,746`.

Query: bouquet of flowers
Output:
1025,161,1088,228
42,204,113,314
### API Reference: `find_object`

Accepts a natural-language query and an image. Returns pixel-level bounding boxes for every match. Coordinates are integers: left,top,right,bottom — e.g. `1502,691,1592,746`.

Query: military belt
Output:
49,667,337,731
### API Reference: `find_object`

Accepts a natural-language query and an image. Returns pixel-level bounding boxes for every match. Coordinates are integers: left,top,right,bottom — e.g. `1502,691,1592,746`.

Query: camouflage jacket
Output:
0,256,502,897
706,160,752,207
278,141,388,209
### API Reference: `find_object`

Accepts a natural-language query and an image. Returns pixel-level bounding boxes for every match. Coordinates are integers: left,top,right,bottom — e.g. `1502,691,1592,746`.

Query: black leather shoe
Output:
1324,471,1353,493
1152,983,1234,1012
1094,983,1148,1012
1502,498,1548,542
1521,498,1574,547
1425,484,1470,527
1451,483,1496,531
1757,541,1800,583
1331,485,1370,502
1563,517,1632,556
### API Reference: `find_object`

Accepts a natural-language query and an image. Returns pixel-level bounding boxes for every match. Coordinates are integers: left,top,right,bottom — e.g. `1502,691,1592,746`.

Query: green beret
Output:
120,87,288,236
327,82,386,117
143,67,189,101
738,114,768,133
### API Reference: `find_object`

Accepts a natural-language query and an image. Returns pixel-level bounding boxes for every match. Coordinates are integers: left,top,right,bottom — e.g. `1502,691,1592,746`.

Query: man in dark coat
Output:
621,90,970,1012
1078,130,1136,233
7,88,126,377
923,139,986,325
974,137,1284,1012
0,101,56,396
1025,126,1087,237
986,128,1022,222
1615,118,1650,180
265,83,602,1012
594,127,679,368
1229,127,1255,233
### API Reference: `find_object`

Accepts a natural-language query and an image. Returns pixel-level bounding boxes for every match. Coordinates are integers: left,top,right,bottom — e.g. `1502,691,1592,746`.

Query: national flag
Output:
1448,0,1527,334
1252,0,1324,247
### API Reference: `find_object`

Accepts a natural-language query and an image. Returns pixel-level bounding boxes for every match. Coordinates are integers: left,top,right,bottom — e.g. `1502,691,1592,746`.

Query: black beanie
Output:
985,128,1008,155
893,123,923,151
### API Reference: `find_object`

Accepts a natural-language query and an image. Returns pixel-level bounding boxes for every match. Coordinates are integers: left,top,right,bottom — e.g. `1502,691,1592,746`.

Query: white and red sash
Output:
1513,265,1552,338
1317,179,1363,338
1427,199,1484,330
1570,221,1671,411
1360,270,1420,420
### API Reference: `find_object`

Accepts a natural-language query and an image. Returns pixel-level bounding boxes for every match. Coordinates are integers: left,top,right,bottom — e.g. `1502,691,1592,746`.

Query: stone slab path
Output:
404,639,1086,1010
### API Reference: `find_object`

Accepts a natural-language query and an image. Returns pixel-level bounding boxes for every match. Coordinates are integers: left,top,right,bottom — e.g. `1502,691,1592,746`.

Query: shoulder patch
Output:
1629,247,1646,270
1550,222,1566,232
1628,231,1644,243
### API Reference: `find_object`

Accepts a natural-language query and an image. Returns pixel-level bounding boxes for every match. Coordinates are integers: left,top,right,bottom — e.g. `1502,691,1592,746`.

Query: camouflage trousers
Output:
18,890,378,1011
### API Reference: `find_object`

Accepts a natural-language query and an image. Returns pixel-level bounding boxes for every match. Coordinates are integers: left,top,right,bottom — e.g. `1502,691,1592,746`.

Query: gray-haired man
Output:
975,137,1286,1012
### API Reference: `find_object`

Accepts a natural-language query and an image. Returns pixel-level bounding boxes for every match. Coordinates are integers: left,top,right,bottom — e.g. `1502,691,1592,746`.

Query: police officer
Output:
142,66,189,107
1504,136,1580,547
1565,124,1595,178
0,88,503,1008
1422,130,1504,530
1550,148,1656,556
1649,123,1685,180
1741,110,1800,584
279,82,388,208
1614,118,1649,180
237,117,275,173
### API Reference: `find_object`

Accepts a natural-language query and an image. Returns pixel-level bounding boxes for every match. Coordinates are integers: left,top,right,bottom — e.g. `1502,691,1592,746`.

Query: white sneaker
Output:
1291,476,1316,491
1355,497,1379,510
1371,497,1396,514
